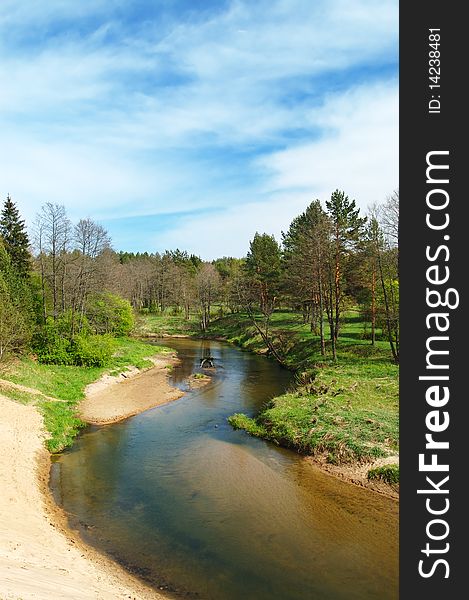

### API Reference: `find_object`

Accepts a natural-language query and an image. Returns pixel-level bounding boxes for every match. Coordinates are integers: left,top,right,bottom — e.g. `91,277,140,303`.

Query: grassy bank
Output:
0,337,172,452
135,311,200,337
228,351,398,465
215,311,398,468
140,309,399,477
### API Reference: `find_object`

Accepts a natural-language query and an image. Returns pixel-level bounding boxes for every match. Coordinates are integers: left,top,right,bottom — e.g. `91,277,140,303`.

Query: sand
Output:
305,453,400,499
0,356,186,600
78,355,184,425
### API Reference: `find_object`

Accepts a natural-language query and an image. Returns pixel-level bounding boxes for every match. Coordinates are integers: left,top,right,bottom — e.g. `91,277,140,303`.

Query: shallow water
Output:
51,338,398,600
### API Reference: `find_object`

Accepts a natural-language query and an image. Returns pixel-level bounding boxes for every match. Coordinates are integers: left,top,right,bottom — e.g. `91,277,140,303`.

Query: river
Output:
51,338,398,600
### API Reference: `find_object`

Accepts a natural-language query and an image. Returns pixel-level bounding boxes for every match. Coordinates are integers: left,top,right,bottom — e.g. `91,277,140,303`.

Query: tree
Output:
71,218,111,332
0,241,30,360
379,189,399,247
34,203,71,320
86,292,134,335
245,233,282,316
243,233,284,363
369,203,399,363
358,217,381,345
0,195,31,277
282,200,330,355
213,257,245,314
195,263,220,332
325,190,367,360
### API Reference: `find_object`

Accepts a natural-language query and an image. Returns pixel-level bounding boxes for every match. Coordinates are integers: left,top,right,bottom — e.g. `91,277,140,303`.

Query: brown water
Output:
51,338,398,600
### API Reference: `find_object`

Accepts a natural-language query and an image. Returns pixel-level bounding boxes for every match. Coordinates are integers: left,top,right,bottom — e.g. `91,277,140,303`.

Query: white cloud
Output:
257,81,399,211
155,81,398,259
0,0,398,256
153,192,313,260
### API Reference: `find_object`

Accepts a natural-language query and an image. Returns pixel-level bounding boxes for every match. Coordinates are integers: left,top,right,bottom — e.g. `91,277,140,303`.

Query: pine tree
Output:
282,200,330,355
0,195,31,277
325,190,367,359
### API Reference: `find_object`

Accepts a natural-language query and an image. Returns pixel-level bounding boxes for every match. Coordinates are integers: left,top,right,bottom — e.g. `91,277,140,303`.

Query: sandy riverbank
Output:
0,394,172,600
0,354,188,599
78,354,184,425
305,454,399,500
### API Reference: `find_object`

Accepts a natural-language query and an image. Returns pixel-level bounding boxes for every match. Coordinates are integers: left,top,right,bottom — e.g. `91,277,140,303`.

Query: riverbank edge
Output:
0,344,192,599
0,394,172,600
37,448,173,599
142,329,399,499
78,352,184,425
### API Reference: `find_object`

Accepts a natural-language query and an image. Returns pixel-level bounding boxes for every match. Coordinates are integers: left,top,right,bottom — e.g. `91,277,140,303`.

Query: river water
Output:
51,338,398,600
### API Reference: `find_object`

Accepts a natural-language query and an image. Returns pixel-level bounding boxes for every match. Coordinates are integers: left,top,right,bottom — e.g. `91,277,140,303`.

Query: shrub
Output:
71,334,116,367
55,309,92,338
33,318,115,367
86,292,135,336
33,318,73,365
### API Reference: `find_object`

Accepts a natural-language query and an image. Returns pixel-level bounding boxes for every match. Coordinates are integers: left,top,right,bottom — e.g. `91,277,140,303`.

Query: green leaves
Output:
325,189,367,244
0,195,31,277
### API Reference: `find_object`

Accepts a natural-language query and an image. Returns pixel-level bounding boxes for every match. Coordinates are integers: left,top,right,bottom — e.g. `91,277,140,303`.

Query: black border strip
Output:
400,3,465,597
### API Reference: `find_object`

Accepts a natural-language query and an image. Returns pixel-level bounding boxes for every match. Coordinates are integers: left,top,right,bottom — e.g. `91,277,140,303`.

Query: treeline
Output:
0,188,398,367
108,190,398,363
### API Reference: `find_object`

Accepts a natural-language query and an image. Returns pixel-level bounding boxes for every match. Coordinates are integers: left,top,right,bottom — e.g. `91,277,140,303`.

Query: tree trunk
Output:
371,268,376,345
377,247,399,363
318,275,325,356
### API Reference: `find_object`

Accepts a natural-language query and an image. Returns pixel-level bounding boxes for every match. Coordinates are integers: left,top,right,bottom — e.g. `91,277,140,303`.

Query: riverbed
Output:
51,338,398,600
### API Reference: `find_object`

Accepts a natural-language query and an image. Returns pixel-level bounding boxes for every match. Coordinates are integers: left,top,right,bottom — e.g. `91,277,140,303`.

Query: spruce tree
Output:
0,195,31,277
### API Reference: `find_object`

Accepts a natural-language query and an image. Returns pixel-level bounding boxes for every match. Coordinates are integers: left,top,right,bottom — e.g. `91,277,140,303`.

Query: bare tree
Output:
368,203,399,363
378,189,399,247
72,218,111,331
196,263,220,332
33,203,71,320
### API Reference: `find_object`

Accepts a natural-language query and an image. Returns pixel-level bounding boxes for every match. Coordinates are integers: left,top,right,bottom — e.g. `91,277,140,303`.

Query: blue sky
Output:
0,0,398,259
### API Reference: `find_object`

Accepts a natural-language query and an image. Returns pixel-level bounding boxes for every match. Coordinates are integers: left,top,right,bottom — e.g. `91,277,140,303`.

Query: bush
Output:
86,292,135,336
34,318,115,367
33,318,73,365
55,309,92,338
70,334,116,367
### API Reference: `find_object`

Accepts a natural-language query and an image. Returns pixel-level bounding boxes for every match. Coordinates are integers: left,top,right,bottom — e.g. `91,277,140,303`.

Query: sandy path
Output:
0,395,169,600
79,355,184,425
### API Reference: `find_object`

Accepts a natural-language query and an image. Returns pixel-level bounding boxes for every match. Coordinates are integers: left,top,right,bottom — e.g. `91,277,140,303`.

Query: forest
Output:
0,190,398,368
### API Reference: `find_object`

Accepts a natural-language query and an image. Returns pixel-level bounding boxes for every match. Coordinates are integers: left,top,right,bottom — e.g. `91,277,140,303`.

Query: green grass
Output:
205,309,391,369
193,372,209,379
367,464,400,484
0,382,44,405
39,401,87,453
4,337,170,401
216,309,398,466
1,337,173,453
135,311,200,337
228,355,398,464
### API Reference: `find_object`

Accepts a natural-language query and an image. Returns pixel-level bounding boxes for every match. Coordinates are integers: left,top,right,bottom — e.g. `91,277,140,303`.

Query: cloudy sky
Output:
1,0,398,259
